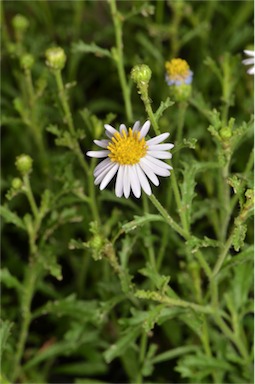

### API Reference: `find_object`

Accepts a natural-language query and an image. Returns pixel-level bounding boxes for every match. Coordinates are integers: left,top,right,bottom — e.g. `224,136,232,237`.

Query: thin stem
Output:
212,232,233,277
54,70,75,135
175,102,187,163
149,194,189,239
143,96,161,136
11,262,38,381
23,174,39,220
136,332,148,384
109,0,133,121
170,169,189,234
142,195,156,270
54,70,100,223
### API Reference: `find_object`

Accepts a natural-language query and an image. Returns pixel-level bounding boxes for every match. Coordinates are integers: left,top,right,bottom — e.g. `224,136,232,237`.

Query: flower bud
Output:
15,154,33,175
131,64,152,84
11,177,23,190
20,53,34,70
219,127,232,140
12,14,29,32
45,47,66,70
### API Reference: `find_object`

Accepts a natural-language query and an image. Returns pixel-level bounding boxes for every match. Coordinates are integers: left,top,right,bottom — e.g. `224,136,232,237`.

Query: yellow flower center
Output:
107,128,148,165
165,58,190,81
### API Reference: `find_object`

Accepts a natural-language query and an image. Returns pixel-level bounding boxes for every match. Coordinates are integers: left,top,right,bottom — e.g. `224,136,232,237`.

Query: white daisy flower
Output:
86,121,174,198
242,50,255,75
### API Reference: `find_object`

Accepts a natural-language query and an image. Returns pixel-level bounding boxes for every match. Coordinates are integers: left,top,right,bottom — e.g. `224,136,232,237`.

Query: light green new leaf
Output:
0,206,25,230
122,214,164,233
104,326,141,363
0,268,23,292
72,41,112,58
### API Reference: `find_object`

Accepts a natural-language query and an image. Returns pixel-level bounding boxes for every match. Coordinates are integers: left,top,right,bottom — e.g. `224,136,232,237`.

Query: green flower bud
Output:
45,47,66,70
131,64,152,84
169,84,192,102
220,127,232,140
11,177,23,190
12,14,29,32
20,54,34,70
15,154,33,175
90,235,103,250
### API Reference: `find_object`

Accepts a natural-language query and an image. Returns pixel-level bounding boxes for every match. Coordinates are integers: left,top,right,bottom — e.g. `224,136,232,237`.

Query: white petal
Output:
94,158,112,177
95,162,116,185
148,151,172,159
115,165,125,197
119,124,127,134
130,165,141,198
244,50,255,56
148,143,174,151
93,139,109,148
123,165,131,198
242,58,255,65
139,159,159,186
87,150,109,158
99,163,119,190
247,66,255,75
139,121,151,138
136,164,151,196
142,156,171,177
146,132,170,145
104,124,118,136
133,121,140,132
146,154,172,169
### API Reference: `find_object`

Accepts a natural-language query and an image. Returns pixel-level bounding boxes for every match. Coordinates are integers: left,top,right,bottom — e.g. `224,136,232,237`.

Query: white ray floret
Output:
86,120,174,198
242,50,255,75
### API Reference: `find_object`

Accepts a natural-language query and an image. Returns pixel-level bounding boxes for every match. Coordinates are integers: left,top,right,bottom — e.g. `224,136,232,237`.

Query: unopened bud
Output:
220,127,232,140
45,47,66,70
20,54,34,70
15,154,33,175
11,178,23,190
131,64,152,84
12,14,29,32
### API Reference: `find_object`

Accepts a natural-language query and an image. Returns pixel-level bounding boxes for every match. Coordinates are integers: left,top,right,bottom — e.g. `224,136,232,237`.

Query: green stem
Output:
148,194,189,239
54,70,100,223
109,0,133,122
175,102,187,163
54,70,75,135
136,332,148,384
23,174,39,220
170,169,189,234
142,195,156,270
143,95,161,136
11,262,38,381
212,233,233,277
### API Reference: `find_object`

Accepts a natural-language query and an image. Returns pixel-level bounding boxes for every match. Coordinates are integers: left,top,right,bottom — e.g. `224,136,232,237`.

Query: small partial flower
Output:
165,58,193,86
87,121,174,199
242,50,255,75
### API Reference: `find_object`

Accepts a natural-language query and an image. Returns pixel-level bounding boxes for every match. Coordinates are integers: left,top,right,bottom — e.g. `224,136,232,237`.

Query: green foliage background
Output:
1,1,254,383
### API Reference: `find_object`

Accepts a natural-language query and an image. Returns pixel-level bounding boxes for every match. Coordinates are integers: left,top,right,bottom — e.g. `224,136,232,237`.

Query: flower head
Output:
87,121,174,198
165,58,193,86
242,50,255,75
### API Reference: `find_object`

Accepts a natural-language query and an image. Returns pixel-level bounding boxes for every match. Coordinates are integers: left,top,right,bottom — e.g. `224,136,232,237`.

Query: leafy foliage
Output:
1,1,253,383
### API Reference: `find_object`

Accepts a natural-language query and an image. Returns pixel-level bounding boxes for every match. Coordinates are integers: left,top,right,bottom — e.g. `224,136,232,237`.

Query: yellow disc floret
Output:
107,128,148,165
165,58,190,81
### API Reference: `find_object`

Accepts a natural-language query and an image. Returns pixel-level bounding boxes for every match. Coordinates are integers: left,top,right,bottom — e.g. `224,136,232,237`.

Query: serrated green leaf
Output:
155,97,174,121
122,214,164,233
104,326,141,363
72,41,112,58
186,236,222,253
0,206,25,229
0,268,23,292
232,223,247,251
0,320,13,362
180,164,197,229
